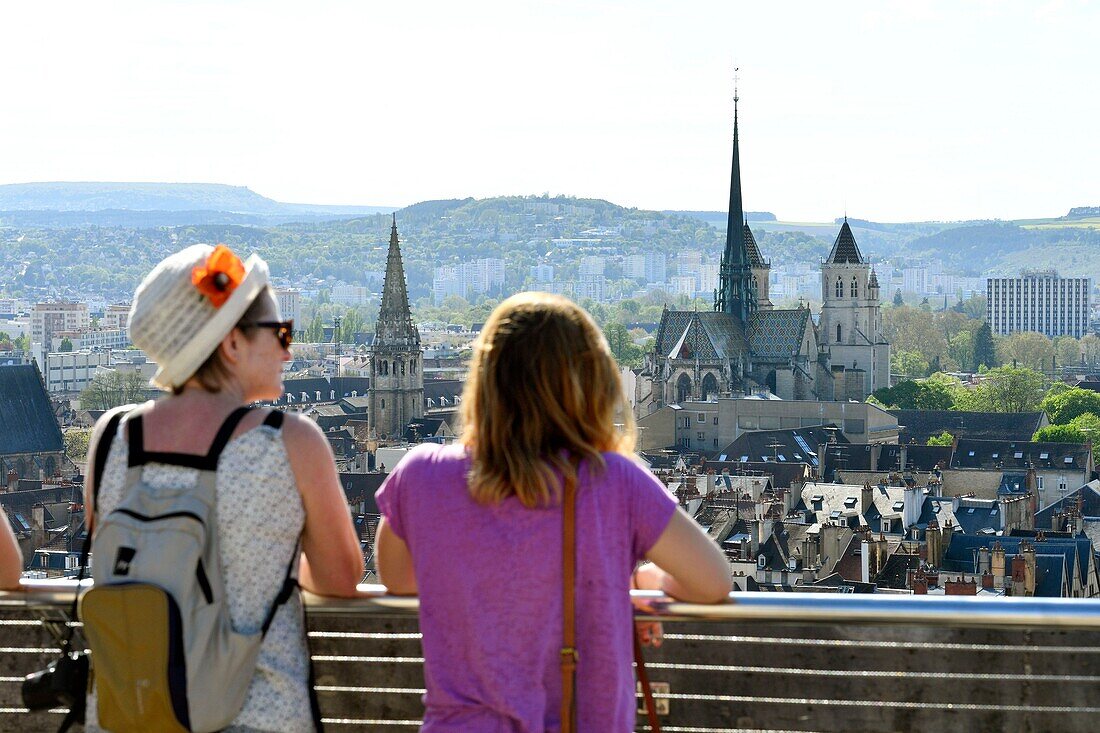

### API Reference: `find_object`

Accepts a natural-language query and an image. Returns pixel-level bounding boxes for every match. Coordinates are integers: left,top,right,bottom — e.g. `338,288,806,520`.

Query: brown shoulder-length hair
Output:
459,292,636,507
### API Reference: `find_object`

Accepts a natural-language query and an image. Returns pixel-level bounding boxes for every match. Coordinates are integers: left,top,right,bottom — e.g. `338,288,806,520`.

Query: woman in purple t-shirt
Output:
376,292,730,732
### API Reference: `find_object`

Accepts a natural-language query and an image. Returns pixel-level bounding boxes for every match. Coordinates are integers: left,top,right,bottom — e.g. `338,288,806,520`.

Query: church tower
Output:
714,89,757,324
818,219,890,399
368,215,424,440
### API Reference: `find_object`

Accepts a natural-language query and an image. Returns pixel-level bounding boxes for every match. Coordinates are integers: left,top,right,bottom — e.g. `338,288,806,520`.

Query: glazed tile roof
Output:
655,310,747,362
743,225,767,267
747,308,810,358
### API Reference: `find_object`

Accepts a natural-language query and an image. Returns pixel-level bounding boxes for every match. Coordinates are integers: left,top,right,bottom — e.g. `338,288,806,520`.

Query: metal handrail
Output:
4,579,1100,629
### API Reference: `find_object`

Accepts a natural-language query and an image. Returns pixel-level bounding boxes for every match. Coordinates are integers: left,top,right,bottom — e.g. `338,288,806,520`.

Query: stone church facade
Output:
635,97,889,416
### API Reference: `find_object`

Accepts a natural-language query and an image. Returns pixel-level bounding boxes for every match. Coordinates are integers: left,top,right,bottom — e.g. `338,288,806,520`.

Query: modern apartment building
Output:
30,302,89,364
987,271,1091,338
274,288,301,325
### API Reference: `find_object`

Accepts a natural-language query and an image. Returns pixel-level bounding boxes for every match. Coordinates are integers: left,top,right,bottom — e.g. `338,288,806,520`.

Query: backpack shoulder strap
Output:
92,409,131,505
262,409,285,430
205,406,255,462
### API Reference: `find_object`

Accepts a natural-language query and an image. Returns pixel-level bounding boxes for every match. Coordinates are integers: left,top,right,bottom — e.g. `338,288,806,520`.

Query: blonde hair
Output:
460,292,636,508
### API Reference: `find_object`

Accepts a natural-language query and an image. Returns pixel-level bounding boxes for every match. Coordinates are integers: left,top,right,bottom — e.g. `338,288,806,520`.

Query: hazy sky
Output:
1,1,1097,222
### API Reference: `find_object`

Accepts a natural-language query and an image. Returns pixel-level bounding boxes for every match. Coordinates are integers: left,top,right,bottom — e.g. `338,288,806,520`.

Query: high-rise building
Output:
368,216,424,441
274,288,301,326
31,302,89,364
987,271,1091,338
624,252,667,284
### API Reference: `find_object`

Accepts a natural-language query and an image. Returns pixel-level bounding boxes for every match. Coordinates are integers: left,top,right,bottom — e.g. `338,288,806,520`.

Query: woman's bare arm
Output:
0,510,22,589
636,507,731,603
283,414,365,597
375,517,417,595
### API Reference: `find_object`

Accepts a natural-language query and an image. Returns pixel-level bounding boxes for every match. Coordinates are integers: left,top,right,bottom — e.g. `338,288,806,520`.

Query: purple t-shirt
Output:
375,443,677,733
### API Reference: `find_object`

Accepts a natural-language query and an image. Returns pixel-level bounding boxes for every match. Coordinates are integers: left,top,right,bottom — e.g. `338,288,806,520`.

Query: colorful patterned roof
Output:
744,224,768,267
655,310,747,362
747,308,811,358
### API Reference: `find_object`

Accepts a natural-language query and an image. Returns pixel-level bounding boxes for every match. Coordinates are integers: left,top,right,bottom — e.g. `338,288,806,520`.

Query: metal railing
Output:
3,581,1100,732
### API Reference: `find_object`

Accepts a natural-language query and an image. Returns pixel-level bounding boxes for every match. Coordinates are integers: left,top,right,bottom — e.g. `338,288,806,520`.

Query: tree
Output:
1033,424,1088,443
893,290,904,306
79,370,150,410
59,338,74,352
927,431,955,446
305,314,324,343
1039,387,1100,425
1082,334,1100,364
603,322,644,369
1054,336,1082,368
871,378,955,410
64,428,92,462
972,322,996,370
996,331,1054,372
891,350,929,379
969,366,1046,413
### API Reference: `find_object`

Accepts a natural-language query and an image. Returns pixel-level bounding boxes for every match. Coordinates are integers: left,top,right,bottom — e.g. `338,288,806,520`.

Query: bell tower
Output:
368,215,424,440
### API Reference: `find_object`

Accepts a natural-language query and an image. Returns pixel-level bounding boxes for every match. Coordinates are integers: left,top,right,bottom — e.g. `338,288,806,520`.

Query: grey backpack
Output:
80,406,302,732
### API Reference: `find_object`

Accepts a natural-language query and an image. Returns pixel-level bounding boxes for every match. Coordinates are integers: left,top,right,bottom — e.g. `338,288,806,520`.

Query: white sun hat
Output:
128,243,270,390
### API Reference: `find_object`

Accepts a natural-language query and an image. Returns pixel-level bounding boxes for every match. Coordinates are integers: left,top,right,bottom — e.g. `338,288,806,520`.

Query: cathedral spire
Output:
376,214,419,346
715,72,756,323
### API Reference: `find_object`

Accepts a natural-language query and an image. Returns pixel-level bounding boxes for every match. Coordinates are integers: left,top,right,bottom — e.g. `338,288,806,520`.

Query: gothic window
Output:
381,399,385,410
391,360,397,375
676,373,692,403
851,277,858,299
836,324,842,343
411,359,417,374
701,372,719,401
835,277,842,298
401,361,406,376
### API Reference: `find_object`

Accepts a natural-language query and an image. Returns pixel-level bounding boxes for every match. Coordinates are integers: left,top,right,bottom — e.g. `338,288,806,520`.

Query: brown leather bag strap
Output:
559,467,578,733
634,626,662,732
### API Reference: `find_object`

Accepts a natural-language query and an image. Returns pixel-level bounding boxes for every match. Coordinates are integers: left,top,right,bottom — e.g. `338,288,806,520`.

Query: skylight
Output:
968,451,975,457
1066,456,1075,464
844,497,858,508
718,454,728,462
1014,452,1023,459
892,501,904,511
967,508,975,514
1040,452,1049,460
740,455,749,462
829,510,842,520
777,454,787,462
992,453,999,459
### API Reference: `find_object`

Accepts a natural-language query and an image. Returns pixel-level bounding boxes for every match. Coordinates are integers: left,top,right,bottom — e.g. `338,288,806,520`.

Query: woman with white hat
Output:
83,243,364,732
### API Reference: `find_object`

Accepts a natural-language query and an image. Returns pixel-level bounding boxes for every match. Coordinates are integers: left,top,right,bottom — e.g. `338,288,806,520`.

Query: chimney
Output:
862,482,874,515
706,472,716,497
981,572,994,589
926,518,943,568
1011,555,1027,596
991,541,1006,579
910,567,928,594
978,546,991,574
861,540,871,583
945,579,977,596
31,503,47,551
1021,542,1037,596
782,488,794,516
5,469,17,490
899,444,908,472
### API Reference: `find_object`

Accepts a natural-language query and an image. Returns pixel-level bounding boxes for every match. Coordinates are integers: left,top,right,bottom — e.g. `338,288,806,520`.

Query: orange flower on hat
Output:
191,244,245,308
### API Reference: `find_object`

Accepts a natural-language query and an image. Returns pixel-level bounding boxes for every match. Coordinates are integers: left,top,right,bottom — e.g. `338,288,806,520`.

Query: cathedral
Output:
368,215,424,440
635,96,890,415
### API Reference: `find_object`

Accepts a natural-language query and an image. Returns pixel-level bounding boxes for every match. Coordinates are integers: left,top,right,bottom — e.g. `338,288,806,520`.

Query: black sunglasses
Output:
242,319,294,349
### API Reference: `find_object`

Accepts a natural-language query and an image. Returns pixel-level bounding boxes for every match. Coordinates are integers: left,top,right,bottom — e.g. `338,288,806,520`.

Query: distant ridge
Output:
0,182,393,222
